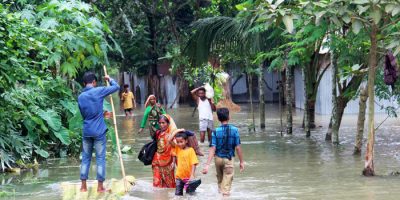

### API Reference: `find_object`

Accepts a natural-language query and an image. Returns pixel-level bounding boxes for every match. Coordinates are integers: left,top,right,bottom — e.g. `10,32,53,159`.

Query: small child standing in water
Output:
169,129,201,196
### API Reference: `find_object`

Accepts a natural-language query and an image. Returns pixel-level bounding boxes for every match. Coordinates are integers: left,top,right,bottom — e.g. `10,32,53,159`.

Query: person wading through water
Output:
138,95,166,138
152,114,177,188
191,87,216,144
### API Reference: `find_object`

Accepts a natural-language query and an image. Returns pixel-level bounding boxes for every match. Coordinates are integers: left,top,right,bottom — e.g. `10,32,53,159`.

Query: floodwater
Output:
2,102,400,200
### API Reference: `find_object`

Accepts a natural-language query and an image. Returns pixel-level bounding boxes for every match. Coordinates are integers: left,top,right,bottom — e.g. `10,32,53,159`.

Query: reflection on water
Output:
2,103,400,200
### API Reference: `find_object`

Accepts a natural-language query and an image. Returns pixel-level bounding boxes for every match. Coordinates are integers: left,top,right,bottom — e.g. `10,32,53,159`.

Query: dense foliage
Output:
2,0,400,176
0,0,118,171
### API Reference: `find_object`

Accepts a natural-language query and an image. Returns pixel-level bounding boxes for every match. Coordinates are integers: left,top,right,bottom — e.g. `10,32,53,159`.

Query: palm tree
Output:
184,15,283,130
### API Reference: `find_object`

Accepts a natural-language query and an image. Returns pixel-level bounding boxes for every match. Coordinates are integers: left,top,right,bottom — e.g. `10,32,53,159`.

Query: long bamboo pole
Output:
103,65,128,192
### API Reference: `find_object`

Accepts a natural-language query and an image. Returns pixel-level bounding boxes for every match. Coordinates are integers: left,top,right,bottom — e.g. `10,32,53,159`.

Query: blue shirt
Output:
211,124,241,159
78,78,119,137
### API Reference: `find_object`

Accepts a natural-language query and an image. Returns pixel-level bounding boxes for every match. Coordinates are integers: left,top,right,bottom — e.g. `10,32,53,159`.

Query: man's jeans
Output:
80,133,107,182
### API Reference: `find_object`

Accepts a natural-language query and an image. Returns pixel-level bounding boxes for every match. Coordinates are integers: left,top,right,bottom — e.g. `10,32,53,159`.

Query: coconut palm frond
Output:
184,17,240,66
185,15,283,66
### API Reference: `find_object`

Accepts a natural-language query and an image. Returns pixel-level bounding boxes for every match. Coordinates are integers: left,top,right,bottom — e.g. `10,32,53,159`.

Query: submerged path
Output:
2,104,400,199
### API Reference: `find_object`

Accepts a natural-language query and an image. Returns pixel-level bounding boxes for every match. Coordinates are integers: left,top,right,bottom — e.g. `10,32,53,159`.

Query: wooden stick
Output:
103,65,128,192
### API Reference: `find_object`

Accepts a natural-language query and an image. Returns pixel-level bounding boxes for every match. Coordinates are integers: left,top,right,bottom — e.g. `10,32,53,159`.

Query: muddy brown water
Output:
2,103,400,200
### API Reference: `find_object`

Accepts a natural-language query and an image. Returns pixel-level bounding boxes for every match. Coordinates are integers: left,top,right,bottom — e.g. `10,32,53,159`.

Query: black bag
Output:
215,125,232,160
138,139,157,165
384,51,398,90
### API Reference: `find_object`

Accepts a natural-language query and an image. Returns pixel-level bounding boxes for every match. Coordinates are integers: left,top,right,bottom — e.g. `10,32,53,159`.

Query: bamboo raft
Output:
59,176,135,200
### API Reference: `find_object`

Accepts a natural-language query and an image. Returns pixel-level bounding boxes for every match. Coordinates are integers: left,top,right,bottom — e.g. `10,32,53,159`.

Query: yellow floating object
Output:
5,168,21,174
60,175,135,200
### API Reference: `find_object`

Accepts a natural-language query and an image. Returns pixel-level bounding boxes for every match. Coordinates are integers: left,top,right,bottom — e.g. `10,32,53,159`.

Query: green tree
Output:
0,0,118,171
304,0,400,176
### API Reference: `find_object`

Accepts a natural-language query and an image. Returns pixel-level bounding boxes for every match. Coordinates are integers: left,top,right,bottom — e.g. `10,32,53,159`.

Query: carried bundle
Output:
213,72,241,112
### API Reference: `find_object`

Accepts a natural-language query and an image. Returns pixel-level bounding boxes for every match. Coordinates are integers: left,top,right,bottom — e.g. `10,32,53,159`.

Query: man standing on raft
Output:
78,72,120,192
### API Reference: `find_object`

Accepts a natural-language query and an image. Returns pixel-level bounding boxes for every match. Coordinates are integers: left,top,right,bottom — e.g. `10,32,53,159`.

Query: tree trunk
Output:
130,73,135,93
159,75,167,109
278,71,284,135
355,86,368,154
163,0,181,44
333,98,346,145
363,25,378,177
326,118,333,141
331,51,339,145
326,50,336,141
249,74,256,132
303,52,330,130
169,76,181,108
307,99,316,129
259,64,266,129
303,68,311,137
302,67,317,131
286,64,293,134
326,97,348,142
146,8,160,98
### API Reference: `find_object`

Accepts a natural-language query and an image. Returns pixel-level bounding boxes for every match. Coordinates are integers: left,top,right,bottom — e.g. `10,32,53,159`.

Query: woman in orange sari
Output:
152,114,176,188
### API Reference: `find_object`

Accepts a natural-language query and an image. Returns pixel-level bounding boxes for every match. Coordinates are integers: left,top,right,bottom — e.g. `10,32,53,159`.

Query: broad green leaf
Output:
342,15,351,24
121,145,132,154
275,0,285,7
270,57,284,69
35,149,49,158
352,20,363,34
331,16,342,27
235,4,247,11
351,64,362,71
40,17,59,29
77,1,91,12
387,41,399,49
282,15,294,34
385,4,395,13
61,61,77,77
37,109,62,132
58,1,73,11
357,5,370,15
371,0,379,5
68,114,82,132
60,31,75,41
53,127,71,145
89,17,103,29
31,116,49,133
353,0,369,5
315,11,326,25
48,52,61,65
37,77,44,89
392,5,400,16
94,43,102,55
394,46,400,56
370,8,381,24
109,36,124,58
23,118,36,135
60,100,78,114
313,2,327,8
103,23,112,34
20,9,35,23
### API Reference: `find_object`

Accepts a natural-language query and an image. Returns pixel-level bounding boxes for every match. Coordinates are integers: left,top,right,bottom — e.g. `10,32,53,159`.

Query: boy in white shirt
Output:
191,86,216,144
